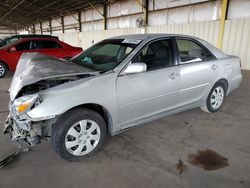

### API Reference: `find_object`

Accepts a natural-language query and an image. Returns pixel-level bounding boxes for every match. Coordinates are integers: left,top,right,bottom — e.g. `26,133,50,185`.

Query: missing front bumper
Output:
3,115,12,134
3,112,57,147
3,114,41,146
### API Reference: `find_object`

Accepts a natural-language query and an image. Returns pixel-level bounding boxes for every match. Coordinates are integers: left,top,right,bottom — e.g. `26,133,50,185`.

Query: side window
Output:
132,39,174,71
117,46,133,62
30,40,39,50
38,40,62,49
16,41,31,51
176,39,214,64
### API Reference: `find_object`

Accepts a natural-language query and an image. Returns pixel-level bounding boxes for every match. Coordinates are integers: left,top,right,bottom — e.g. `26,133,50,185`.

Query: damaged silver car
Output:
4,34,242,161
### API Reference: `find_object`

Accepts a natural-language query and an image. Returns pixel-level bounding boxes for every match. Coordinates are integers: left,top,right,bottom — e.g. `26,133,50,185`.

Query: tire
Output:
205,82,226,113
63,57,72,60
51,108,107,161
0,62,8,78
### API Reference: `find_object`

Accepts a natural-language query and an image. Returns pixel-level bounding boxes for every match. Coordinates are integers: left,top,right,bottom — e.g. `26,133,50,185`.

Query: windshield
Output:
71,39,140,72
0,36,19,48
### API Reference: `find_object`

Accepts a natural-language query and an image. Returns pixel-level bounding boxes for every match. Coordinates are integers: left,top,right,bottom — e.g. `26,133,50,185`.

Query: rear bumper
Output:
227,74,242,95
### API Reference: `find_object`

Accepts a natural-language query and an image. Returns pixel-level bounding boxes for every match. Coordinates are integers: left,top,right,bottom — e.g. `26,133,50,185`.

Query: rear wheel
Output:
202,82,226,113
51,108,107,161
0,62,8,78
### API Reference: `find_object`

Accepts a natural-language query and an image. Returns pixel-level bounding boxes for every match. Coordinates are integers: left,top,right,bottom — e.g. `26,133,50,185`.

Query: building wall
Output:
26,0,250,70
0,28,16,38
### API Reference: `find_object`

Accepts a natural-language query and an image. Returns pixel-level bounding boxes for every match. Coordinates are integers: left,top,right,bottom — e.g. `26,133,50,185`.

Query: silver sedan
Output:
4,34,242,161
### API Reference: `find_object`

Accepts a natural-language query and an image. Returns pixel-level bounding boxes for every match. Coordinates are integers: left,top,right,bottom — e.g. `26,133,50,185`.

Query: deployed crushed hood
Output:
9,53,98,101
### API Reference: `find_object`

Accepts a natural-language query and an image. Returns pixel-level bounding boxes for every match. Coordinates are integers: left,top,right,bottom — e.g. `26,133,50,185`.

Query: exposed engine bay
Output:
16,74,92,97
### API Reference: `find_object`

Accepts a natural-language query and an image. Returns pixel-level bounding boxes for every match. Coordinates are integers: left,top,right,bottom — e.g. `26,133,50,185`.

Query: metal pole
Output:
144,0,149,27
33,24,35,34
218,0,229,49
61,16,65,33
78,12,82,32
49,18,52,34
103,4,107,30
39,20,43,34
136,0,149,32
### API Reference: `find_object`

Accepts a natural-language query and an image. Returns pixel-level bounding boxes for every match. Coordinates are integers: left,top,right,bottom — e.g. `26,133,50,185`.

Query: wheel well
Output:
216,78,228,92
63,57,72,60
69,103,113,135
0,60,9,71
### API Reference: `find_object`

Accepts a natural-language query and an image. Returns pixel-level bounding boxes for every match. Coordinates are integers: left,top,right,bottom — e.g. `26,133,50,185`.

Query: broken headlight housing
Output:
12,94,40,116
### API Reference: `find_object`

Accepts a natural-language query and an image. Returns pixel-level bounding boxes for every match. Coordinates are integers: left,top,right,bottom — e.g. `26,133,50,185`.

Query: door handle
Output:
211,64,218,70
169,72,178,80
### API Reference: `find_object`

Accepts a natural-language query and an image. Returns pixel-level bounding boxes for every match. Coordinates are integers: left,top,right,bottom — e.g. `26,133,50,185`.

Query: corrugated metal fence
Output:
222,19,250,70
56,18,250,70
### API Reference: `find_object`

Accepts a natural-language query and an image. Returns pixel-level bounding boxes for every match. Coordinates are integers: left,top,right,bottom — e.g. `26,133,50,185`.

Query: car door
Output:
116,38,180,128
175,38,220,107
36,40,64,58
7,40,34,69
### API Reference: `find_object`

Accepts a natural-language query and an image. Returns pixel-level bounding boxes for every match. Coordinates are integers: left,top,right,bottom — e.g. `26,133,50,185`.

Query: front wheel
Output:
63,57,72,60
51,108,107,161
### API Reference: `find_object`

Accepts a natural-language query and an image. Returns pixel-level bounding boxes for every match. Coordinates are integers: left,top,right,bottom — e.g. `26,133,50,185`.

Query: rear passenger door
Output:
175,38,220,107
36,40,63,58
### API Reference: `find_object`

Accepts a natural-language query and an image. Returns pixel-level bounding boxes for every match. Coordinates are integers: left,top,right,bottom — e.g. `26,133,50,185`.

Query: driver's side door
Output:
116,38,180,129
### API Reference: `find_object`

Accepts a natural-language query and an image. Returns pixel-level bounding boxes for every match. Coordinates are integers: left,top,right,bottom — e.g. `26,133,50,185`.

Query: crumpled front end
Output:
4,94,56,146
4,53,98,146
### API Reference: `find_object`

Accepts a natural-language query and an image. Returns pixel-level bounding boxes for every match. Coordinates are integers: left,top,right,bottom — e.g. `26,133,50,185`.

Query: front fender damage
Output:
5,52,98,146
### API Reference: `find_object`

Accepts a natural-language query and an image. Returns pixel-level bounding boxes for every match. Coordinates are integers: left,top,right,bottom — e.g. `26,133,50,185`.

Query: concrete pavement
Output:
0,71,249,188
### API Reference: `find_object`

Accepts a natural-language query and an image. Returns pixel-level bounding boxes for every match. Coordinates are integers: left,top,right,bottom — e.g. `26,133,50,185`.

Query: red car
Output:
0,37,82,78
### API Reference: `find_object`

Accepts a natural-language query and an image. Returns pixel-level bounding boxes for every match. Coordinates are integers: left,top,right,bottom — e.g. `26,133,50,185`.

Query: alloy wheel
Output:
210,86,224,110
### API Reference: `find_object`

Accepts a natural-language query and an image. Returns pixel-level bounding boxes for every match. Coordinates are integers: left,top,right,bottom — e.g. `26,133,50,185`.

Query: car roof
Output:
109,33,227,60
18,37,59,41
108,34,198,41
9,34,58,39
1,37,61,49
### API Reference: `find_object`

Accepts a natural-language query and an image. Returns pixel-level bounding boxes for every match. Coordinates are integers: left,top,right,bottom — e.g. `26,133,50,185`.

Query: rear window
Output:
176,39,215,64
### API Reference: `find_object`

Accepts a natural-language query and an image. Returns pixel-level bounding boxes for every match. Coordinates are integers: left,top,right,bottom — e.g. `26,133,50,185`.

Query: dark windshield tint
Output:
0,36,19,47
38,40,61,49
71,39,140,72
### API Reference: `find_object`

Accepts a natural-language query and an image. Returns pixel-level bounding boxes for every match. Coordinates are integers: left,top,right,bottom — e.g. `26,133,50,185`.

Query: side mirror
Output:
9,46,17,52
123,62,147,75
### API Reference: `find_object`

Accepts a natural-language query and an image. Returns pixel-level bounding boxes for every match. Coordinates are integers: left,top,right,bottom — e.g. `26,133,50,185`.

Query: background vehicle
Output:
4,34,242,161
0,34,58,48
0,37,82,77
